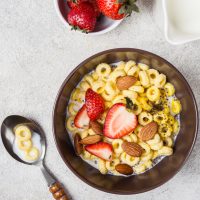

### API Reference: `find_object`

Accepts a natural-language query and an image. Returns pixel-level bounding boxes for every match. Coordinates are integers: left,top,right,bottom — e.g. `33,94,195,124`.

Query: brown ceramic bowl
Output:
53,48,198,194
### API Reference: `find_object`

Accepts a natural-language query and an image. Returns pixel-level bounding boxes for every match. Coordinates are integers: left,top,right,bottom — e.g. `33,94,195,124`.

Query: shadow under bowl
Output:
53,48,198,194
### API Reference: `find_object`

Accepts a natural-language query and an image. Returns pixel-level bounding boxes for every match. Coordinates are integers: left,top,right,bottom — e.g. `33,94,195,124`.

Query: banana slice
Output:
25,147,40,161
14,125,32,141
17,139,32,151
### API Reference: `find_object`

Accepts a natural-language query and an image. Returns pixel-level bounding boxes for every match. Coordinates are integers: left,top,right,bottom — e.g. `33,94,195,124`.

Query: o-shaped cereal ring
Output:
129,85,144,93
138,63,149,71
159,124,172,138
14,125,32,141
120,152,140,166
17,139,32,151
149,140,163,150
112,139,123,154
25,147,40,161
66,117,76,131
147,134,161,146
158,146,173,156
68,103,77,116
153,112,168,124
127,66,140,77
105,81,118,96
124,60,136,73
139,71,150,88
84,75,94,85
171,99,182,115
147,69,159,84
138,112,153,126
164,82,175,96
96,63,111,77
98,159,108,174
154,74,166,88
146,86,161,102
92,81,105,94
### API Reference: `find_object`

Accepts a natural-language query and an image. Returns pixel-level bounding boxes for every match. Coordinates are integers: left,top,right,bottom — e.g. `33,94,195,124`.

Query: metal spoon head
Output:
1,115,46,165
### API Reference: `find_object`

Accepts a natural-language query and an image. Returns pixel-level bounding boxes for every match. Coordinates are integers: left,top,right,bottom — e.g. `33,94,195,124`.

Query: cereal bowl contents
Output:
54,49,198,194
66,60,182,176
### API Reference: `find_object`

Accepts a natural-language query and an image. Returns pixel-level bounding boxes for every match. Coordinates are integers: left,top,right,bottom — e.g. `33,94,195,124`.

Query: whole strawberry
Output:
85,88,105,120
67,2,97,32
96,0,139,20
67,0,87,8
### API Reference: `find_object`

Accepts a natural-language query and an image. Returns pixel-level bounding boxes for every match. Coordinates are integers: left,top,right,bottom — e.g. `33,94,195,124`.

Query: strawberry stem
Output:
70,25,89,33
118,0,139,16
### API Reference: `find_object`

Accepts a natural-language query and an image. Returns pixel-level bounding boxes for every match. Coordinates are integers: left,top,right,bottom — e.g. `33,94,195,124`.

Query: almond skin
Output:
116,76,137,90
138,121,158,141
122,141,143,157
80,135,102,145
74,134,83,155
115,164,133,175
89,121,103,135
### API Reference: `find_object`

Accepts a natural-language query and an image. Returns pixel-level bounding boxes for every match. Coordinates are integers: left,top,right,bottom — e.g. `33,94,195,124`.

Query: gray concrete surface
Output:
0,0,200,199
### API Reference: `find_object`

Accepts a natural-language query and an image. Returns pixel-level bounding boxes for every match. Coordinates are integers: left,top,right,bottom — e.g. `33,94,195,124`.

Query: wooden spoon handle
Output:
49,182,69,200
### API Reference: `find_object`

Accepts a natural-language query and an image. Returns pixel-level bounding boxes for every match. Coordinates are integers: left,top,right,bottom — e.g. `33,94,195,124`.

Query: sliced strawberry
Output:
74,104,90,128
85,88,105,121
85,142,113,161
104,103,138,139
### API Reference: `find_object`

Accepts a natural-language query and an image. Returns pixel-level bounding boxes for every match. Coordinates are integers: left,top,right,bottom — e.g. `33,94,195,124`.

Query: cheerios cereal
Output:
66,61,181,176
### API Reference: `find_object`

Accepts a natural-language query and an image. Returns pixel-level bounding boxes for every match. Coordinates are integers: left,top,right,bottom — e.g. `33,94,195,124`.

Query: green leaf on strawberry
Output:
118,0,139,16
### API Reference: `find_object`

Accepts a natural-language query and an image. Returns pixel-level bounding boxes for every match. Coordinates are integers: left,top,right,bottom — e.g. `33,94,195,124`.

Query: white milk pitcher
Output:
153,0,200,45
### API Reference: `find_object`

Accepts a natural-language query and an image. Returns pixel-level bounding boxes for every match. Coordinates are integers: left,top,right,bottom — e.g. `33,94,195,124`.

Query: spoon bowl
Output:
1,115,69,200
1,115,46,165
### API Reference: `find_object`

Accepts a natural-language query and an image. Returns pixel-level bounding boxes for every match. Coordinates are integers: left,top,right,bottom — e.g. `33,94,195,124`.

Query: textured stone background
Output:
0,0,199,200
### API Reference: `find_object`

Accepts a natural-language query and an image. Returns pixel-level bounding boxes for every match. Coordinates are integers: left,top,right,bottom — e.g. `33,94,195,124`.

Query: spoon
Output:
1,115,69,200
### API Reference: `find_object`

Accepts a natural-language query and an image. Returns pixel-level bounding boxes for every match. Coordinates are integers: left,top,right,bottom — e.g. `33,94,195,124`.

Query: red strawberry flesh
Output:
89,0,101,17
85,88,105,121
67,2,97,32
96,0,124,20
74,104,90,128
96,0,139,20
104,103,138,139
85,142,113,161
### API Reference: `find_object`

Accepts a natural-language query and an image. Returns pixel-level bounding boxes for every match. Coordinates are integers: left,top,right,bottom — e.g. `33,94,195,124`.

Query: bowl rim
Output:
52,48,199,194
53,0,123,36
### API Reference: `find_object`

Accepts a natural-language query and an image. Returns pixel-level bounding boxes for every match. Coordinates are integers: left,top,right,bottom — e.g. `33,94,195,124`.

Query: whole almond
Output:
122,141,143,157
115,164,133,175
116,76,137,90
89,121,103,135
80,135,102,145
74,134,83,155
138,121,158,141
